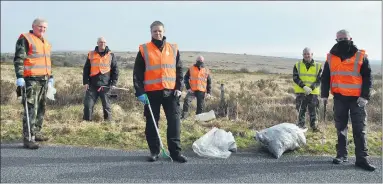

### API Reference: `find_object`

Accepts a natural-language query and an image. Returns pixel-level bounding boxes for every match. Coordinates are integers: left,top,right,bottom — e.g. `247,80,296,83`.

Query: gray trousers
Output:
181,91,206,118
83,86,111,121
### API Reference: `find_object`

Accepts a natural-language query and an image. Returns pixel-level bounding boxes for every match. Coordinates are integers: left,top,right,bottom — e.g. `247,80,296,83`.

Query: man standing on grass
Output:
293,47,322,132
321,29,375,171
13,18,53,149
181,55,212,119
133,20,187,163
82,37,119,122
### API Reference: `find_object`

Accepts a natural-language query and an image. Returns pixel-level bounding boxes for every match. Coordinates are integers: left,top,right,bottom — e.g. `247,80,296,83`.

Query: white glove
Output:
16,78,25,87
357,97,368,107
174,90,182,97
48,78,54,87
187,89,194,94
206,93,211,99
303,86,312,95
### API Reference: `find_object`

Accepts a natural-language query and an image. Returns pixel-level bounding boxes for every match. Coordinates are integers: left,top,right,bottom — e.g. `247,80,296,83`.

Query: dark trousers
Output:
83,86,111,121
21,79,48,140
144,91,181,157
295,94,319,129
182,91,206,118
333,97,369,162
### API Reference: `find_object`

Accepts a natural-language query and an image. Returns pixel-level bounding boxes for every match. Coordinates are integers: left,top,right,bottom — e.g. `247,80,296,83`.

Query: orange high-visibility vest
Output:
139,42,177,92
21,32,51,77
327,50,365,97
189,66,209,92
88,51,112,77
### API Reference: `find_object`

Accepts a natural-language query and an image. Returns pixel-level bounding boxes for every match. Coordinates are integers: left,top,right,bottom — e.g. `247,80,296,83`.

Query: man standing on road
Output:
293,47,322,132
82,37,119,122
13,18,53,149
133,20,187,163
181,55,212,119
321,29,375,171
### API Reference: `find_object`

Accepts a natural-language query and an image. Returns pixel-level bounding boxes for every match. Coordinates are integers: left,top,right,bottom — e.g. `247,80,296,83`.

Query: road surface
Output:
1,143,382,183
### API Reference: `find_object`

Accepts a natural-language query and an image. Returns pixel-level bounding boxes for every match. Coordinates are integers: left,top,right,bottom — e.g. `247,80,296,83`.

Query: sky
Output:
1,1,382,62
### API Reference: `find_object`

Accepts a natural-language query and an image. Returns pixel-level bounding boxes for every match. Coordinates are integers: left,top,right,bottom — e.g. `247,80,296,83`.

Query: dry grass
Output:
1,63,382,156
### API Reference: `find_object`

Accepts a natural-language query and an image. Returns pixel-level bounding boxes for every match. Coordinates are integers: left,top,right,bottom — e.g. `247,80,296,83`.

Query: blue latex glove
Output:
137,94,148,104
16,78,25,87
48,78,54,86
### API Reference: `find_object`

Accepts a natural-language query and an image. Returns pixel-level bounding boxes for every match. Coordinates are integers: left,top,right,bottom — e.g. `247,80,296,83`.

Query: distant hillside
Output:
1,51,381,75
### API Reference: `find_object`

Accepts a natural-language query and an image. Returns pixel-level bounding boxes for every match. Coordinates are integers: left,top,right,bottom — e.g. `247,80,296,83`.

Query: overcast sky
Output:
1,1,381,62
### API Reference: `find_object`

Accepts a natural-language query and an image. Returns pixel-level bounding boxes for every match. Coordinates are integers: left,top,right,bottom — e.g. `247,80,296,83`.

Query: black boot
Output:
147,153,159,162
171,154,187,163
23,139,39,149
332,156,348,164
355,161,376,171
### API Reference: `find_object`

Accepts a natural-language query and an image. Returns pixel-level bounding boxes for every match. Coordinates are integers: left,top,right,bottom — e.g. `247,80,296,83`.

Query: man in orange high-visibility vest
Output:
181,55,212,119
133,21,187,163
321,29,375,171
83,37,119,121
13,18,53,149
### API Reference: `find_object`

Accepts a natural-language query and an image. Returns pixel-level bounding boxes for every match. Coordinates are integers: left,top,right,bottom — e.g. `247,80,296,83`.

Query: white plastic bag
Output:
195,110,216,122
192,127,237,158
254,123,307,159
46,84,56,101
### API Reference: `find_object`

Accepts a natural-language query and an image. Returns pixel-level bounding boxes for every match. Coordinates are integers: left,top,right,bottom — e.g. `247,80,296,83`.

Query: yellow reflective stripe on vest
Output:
143,77,177,85
24,65,52,70
190,77,207,81
331,83,362,89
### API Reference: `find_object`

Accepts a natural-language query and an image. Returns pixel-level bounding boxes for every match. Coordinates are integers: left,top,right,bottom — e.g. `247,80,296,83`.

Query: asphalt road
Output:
1,143,382,183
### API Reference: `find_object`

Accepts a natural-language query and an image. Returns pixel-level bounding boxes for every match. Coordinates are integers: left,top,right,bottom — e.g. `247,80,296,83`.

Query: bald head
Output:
196,55,204,62
302,47,313,62
97,37,106,51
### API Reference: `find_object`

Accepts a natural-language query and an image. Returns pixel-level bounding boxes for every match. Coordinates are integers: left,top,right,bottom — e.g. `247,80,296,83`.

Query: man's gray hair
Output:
150,21,164,30
336,29,351,37
303,47,312,54
32,18,47,26
97,37,106,42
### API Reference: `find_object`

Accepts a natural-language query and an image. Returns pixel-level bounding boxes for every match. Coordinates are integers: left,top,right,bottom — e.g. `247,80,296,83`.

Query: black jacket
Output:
321,43,372,100
83,46,119,87
184,63,212,94
133,36,184,97
293,59,322,90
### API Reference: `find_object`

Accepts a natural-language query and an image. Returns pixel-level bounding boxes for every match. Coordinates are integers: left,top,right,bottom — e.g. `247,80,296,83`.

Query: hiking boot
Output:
147,153,159,162
333,156,348,164
35,132,49,142
171,154,188,163
23,139,39,149
355,161,376,171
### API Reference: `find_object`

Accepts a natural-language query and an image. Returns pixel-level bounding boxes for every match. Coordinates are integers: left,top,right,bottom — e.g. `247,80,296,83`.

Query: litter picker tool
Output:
23,86,32,141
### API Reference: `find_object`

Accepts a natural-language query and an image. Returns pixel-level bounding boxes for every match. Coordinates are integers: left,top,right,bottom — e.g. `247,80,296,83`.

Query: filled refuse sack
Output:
192,127,237,158
254,123,307,159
